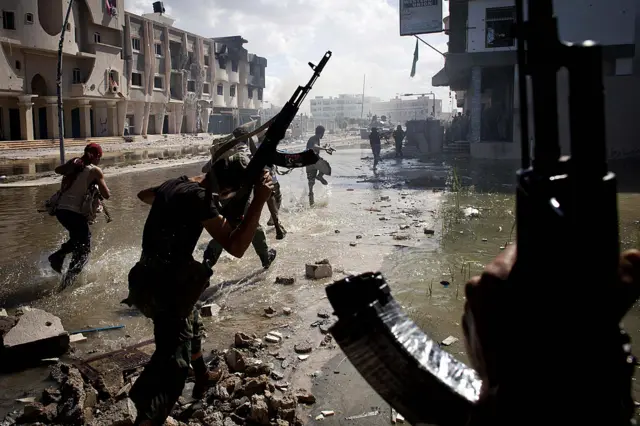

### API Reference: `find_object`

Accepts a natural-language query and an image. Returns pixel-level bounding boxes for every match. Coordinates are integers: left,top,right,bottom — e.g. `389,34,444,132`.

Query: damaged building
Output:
0,0,266,142
435,0,639,160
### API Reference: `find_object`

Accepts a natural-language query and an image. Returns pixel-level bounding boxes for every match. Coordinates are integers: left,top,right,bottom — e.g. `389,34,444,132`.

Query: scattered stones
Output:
295,389,316,405
334,230,340,234
463,207,480,218
264,307,277,318
225,349,247,373
393,234,410,241
380,196,390,201
317,310,330,319
298,355,310,361
294,341,313,354
424,228,435,235
234,332,254,348
499,246,506,250
441,336,459,346
356,235,363,239
17,402,57,424
249,394,269,425
321,410,335,417
481,238,488,242
275,276,295,285
264,334,280,344
320,334,333,347
271,370,285,381
349,242,357,247
399,224,411,230
0,308,7,317
282,307,292,316
70,333,87,343
319,324,331,334
201,303,221,317
243,375,269,397
379,217,388,221
305,260,333,279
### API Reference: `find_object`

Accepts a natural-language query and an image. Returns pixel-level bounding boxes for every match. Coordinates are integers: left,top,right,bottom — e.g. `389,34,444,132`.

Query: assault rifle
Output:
208,52,332,201
325,1,636,425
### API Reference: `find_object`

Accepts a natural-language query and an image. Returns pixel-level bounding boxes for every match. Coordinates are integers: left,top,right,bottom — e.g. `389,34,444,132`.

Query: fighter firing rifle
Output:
324,2,636,425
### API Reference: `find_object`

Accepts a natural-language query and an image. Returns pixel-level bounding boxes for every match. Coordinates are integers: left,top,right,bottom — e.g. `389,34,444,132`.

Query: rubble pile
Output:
2,332,316,426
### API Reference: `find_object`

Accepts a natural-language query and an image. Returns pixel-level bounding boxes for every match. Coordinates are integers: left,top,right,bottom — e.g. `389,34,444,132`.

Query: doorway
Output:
38,107,48,139
9,108,20,140
163,114,169,134
71,108,81,138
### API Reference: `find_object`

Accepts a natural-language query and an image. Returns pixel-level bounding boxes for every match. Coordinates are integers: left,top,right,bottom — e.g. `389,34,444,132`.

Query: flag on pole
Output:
410,38,419,78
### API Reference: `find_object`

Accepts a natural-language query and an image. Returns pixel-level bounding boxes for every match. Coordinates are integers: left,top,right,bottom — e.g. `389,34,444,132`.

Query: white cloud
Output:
125,0,454,111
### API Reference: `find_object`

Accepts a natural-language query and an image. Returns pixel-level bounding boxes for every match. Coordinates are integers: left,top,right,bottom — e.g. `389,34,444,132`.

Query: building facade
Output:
0,0,266,142
435,0,639,160
0,0,126,141
371,96,443,123
309,94,380,131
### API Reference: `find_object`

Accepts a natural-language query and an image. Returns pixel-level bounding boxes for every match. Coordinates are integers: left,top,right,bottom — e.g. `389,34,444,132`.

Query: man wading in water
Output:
306,125,328,206
124,167,273,426
48,143,110,288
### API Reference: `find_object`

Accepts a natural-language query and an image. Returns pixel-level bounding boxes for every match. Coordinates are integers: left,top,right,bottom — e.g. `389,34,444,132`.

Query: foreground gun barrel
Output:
327,273,481,426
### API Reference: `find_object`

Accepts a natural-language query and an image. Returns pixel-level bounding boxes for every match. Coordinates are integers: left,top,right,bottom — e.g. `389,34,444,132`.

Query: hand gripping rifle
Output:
208,52,332,201
325,2,636,425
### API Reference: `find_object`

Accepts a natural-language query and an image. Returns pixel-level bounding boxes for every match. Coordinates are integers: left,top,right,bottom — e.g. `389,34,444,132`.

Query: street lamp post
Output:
57,0,75,165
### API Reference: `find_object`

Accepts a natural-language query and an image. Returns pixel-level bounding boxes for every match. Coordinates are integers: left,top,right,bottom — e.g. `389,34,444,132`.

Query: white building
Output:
434,0,639,160
309,94,380,131
371,96,443,123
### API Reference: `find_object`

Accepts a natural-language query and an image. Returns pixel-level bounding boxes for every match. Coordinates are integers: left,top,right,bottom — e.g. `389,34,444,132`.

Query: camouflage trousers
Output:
124,257,211,425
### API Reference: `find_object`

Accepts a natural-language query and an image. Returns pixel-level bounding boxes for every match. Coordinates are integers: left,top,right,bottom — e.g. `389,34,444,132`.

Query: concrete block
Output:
305,263,333,280
2,308,69,363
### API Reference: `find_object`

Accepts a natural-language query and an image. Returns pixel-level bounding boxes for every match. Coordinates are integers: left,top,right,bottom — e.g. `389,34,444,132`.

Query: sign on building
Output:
399,0,443,36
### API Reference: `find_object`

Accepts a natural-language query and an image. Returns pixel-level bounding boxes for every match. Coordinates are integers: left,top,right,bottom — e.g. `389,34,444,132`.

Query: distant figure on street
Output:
306,125,328,206
393,125,405,158
369,127,382,169
48,143,110,289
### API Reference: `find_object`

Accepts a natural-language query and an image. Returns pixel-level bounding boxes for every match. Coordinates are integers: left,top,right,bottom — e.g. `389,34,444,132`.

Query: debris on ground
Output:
0,308,7,317
1,308,70,364
282,307,292,316
321,410,335,417
200,303,221,317
275,276,295,285
441,336,459,346
294,341,313,354
346,409,380,420
334,230,340,234
297,355,309,361
424,228,435,235
317,310,330,319
349,242,357,247
356,235,363,239
399,225,411,230
305,260,333,279
463,207,480,218
70,333,87,343
264,306,277,318
380,196,390,201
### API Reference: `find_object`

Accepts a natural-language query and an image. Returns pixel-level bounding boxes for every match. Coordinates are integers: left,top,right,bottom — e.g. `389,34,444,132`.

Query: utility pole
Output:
57,0,75,164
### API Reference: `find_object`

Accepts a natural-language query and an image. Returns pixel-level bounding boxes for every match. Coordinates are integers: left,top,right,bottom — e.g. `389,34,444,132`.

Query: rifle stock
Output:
326,1,636,424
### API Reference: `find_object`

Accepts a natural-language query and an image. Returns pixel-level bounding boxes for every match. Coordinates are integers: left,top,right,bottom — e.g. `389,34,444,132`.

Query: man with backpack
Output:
48,143,110,289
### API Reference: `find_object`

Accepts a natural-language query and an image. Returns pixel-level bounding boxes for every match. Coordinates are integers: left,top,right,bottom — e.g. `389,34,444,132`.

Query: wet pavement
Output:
0,142,639,421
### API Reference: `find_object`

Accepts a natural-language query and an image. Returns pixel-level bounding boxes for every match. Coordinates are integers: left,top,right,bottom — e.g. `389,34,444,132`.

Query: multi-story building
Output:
371,96,443,123
434,0,639,159
123,9,266,137
0,0,266,141
0,0,126,141
310,94,380,131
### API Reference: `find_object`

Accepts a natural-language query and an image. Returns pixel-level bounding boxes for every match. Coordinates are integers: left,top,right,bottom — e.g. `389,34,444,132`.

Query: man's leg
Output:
252,225,276,269
50,210,78,273
203,239,224,270
130,314,192,426
59,213,92,290
267,182,283,227
190,308,221,399
306,166,317,206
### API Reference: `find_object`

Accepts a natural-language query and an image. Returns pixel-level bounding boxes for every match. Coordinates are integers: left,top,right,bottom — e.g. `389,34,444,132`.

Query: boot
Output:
48,252,65,274
267,217,275,226
309,192,314,206
275,226,287,240
261,248,277,269
192,368,222,399
316,175,328,185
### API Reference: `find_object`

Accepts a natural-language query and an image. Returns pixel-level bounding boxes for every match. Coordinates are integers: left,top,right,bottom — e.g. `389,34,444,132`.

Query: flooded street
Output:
0,146,639,419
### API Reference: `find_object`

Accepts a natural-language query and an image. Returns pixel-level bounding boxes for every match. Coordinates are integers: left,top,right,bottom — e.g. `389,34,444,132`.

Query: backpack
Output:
44,190,63,216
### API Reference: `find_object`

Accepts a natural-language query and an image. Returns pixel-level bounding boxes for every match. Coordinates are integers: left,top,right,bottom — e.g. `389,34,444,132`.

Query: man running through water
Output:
201,128,277,269
306,125,328,206
49,143,110,288
124,168,273,425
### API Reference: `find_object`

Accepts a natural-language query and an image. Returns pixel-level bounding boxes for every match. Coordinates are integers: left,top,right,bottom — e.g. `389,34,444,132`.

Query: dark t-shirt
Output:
141,176,219,263
307,135,321,153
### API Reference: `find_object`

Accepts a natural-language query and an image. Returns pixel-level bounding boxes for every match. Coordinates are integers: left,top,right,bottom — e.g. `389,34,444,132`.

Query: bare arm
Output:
91,167,110,199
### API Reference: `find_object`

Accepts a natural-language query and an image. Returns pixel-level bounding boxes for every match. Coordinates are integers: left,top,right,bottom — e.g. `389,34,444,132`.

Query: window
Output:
25,13,33,24
155,43,162,56
94,32,101,43
204,55,210,67
2,11,15,30
249,64,255,76
216,84,223,96
131,72,142,87
153,75,163,89
15,60,20,70
230,85,236,97
247,88,253,99
72,68,82,84
258,89,263,101
485,7,515,49
132,37,141,52
187,80,196,92
231,60,238,72
203,83,210,94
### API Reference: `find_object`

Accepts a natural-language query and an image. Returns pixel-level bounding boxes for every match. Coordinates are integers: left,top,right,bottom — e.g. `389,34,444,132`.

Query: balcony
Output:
247,75,265,88
228,70,239,84
216,68,228,82
71,83,88,97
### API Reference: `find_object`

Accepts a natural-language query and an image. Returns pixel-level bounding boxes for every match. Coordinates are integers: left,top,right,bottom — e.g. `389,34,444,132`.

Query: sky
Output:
126,0,453,112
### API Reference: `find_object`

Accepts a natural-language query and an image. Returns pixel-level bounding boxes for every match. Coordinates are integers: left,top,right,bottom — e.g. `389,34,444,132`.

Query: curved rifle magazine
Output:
327,272,481,426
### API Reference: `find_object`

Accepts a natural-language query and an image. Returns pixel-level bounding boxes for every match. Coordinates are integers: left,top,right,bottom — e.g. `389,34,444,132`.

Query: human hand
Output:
462,245,640,398
254,169,274,203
